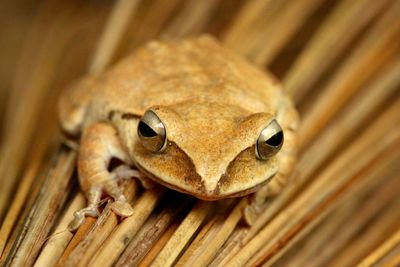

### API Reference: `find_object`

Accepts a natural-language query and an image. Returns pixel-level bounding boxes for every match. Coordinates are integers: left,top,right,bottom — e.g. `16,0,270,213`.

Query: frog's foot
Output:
101,178,135,217
112,165,140,180
112,164,155,189
242,173,290,225
68,173,136,232
243,181,279,225
110,197,134,217
68,187,102,232
243,194,264,226
107,165,154,216
68,205,100,232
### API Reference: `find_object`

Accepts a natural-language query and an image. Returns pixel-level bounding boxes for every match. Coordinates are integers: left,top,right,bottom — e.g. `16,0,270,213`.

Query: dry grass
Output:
0,0,399,266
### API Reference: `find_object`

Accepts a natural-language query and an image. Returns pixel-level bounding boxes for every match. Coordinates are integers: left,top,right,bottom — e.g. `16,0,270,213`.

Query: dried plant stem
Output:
357,229,400,267
252,0,324,66
0,136,48,255
268,169,399,266
227,101,400,266
328,201,400,267
223,0,275,47
161,0,219,38
78,204,134,267
284,0,389,101
242,57,400,244
64,202,119,267
56,217,96,266
311,179,399,266
151,201,213,267
177,214,221,265
287,200,360,266
295,57,400,179
250,107,400,266
7,150,76,267
385,254,400,267
274,156,400,267
299,1,400,148
0,6,80,219
223,0,287,57
254,122,400,266
138,220,181,266
128,0,181,48
177,199,245,267
208,227,248,267
34,193,85,267
4,159,61,263
115,195,191,266
89,0,141,73
87,188,164,267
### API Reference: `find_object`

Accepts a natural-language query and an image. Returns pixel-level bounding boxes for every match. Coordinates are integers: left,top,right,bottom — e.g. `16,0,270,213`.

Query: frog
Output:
58,35,299,231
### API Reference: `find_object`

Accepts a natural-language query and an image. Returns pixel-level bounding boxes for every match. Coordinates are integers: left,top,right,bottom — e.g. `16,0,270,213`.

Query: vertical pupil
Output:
265,131,283,146
138,121,157,137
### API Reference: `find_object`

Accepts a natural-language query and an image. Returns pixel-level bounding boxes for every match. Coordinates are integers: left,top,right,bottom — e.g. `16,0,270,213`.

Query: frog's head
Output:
131,101,283,200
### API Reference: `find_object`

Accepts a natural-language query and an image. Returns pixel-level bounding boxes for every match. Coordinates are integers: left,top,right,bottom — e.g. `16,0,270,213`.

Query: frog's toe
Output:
110,200,134,217
68,205,100,232
243,205,258,226
112,165,155,189
68,212,86,232
85,207,100,217
242,192,266,226
112,165,140,180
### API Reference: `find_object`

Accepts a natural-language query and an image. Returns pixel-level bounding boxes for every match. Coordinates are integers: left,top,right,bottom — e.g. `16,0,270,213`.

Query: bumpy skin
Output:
59,35,299,229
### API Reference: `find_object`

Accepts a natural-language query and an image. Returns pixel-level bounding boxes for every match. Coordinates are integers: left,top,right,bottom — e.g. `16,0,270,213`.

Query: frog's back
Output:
59,35,285,133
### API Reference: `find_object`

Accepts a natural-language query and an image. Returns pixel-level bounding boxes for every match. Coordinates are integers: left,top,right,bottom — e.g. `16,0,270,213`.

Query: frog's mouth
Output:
135,160,277,200
133,142,279,200
137,164,276,201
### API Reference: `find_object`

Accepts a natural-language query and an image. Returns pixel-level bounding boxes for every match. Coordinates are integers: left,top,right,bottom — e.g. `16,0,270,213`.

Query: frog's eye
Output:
137,110,167,153
256,119,284,160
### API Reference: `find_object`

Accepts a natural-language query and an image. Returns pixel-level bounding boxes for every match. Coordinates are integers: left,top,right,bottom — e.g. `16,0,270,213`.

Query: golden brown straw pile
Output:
0,0,399,266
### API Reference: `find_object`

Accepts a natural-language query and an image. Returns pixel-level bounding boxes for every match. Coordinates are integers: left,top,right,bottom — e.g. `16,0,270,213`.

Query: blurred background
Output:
0,0,399,266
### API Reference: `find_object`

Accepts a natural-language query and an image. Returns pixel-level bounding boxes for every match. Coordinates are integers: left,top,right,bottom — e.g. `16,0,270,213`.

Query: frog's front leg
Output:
69,122,137,231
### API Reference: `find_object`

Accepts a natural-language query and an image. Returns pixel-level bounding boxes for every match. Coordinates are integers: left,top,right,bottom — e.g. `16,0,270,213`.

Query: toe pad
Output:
68,213,85,232
111,201,134,217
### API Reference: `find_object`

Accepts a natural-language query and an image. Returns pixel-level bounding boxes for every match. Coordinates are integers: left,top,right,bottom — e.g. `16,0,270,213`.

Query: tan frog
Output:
58,35,299,231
